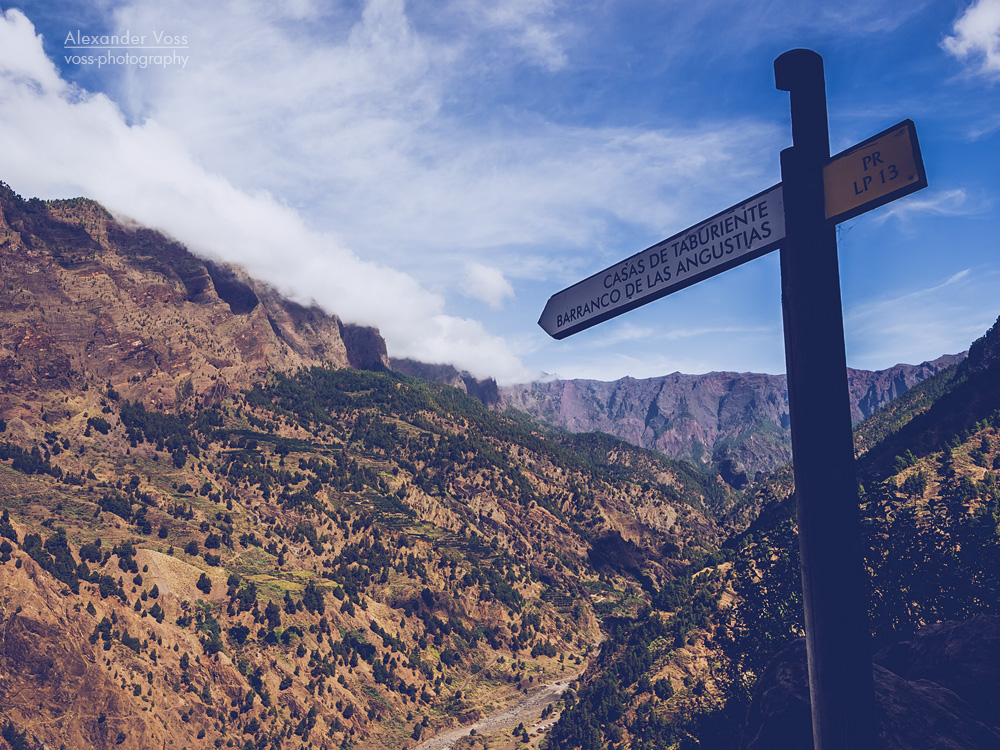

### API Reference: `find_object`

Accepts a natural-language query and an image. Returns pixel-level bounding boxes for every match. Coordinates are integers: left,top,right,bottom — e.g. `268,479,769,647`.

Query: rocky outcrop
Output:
875,615,1000,729
963,315,1000,375
341,322,390,371
0,182,388,408
390,357,500,407
498,355,962,477
740,616,1000,750
847,355,966,423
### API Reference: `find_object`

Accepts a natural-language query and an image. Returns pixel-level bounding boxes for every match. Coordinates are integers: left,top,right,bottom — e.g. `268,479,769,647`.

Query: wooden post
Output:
775,48,878,750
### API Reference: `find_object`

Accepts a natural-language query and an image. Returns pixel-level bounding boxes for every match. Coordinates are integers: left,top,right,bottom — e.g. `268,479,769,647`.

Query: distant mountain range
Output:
396,354,966,481
496,356,965,481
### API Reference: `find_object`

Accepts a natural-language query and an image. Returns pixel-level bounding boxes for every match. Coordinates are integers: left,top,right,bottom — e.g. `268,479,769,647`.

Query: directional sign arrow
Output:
538,121,926,342
538,184,785,339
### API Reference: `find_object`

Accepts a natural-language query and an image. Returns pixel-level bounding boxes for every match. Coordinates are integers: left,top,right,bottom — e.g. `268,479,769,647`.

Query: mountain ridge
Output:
0,183,389,412
1,177,997,750
497,353,965,479
0,179,961,485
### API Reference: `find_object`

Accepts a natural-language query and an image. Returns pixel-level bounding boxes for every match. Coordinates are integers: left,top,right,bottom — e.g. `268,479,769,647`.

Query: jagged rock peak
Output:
963,314,1000,374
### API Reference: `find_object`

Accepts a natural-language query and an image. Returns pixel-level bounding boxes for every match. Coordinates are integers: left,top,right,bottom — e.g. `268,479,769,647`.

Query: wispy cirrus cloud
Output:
451,0,572,71
845,268,998,368
588,322,658,349
875,188,989,223
590,322,774,350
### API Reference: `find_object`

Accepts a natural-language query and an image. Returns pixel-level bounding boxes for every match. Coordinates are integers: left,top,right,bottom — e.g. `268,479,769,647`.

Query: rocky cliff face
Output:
499,354,964,478
0,184,388,409
963,316,1000,375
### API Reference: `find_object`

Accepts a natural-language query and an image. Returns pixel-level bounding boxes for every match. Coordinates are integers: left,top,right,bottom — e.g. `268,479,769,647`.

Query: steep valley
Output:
0,183,736,750
0,364,737,750
543,316,1000,750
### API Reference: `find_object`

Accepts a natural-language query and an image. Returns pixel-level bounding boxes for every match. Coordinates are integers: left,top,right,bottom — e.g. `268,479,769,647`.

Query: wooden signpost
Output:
539,49,927,750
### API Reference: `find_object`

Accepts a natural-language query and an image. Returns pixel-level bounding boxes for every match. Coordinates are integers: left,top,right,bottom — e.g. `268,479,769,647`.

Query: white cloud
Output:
461,262,514,309
94,0,781,274
943,0,1000,78
0,8,65,93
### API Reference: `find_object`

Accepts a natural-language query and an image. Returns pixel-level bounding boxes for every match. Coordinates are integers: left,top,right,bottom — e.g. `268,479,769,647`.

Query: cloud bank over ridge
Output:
0,7,536,383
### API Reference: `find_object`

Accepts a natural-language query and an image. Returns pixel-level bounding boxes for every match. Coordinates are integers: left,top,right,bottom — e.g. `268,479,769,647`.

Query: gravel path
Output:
413,677,574,750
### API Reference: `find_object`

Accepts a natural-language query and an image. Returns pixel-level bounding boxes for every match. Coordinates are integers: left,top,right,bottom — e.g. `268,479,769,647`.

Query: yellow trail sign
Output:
823,119,926,224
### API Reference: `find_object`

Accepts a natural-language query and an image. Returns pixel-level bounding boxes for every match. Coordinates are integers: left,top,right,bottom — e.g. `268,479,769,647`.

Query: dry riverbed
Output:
413,676,575,750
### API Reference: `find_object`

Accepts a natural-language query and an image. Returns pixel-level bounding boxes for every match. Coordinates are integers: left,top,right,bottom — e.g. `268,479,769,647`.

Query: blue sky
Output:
0,1,997,384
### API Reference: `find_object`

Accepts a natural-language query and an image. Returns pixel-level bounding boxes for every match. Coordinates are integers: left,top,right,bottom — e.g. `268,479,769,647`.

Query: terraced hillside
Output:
0,365,734,750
